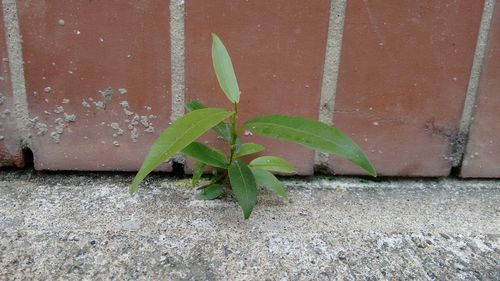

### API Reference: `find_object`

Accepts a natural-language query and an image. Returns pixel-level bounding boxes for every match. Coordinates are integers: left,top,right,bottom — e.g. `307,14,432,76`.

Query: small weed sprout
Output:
131,34,376,219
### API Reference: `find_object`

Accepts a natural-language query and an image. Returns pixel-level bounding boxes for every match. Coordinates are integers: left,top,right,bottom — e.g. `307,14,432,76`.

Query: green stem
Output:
229,102,239,163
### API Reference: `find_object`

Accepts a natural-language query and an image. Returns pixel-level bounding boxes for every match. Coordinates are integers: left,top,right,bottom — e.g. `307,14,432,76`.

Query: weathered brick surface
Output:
461,3,500,178
17,1,171,171
185,0,330,175
3,0,495,176
0,5,23,167
328,0,484,176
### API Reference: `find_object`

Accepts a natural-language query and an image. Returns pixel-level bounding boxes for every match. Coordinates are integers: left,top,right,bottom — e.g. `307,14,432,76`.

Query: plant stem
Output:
229,102,239,163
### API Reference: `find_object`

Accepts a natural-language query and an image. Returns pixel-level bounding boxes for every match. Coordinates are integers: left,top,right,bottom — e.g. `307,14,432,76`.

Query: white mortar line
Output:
169,0,186,166
456,0,495,166
2,0,29,146
314,0,348,169
170,0,185,123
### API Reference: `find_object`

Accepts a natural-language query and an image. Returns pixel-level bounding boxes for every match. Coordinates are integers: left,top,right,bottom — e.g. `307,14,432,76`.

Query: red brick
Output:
17,1,172,171
461,3,500,178
185,0,330,175
0,6,23,167
329,0,484,176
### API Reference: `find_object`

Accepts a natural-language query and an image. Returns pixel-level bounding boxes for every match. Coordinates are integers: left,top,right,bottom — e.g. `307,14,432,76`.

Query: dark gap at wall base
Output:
449,166,462,178
171,161,186,178
21,147,34,169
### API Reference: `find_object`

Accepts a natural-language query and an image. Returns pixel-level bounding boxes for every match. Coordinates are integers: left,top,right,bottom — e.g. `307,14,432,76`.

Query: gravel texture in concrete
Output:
0,170,499,280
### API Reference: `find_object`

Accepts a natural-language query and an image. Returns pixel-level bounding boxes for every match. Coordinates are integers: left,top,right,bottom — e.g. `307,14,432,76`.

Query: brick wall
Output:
0,0,498,178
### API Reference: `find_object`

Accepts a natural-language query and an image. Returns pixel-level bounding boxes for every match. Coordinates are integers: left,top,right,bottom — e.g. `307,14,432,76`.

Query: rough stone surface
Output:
0,171,499,280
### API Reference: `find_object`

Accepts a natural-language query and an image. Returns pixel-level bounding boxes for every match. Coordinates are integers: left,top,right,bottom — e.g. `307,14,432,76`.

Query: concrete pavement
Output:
0,171,499,280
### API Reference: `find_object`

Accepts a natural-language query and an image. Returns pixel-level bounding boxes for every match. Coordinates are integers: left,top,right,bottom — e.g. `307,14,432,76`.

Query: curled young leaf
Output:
130,108,233,194
243,115,376,176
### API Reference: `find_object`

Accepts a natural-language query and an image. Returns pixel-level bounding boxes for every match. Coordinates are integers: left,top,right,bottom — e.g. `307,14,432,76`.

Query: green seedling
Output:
131,33,376,219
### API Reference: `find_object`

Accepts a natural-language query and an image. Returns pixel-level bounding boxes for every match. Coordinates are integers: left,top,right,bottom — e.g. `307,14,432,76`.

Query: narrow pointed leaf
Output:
212,33,240,103
235,143,264,158
192,162,206,187
251,168,287,199
182,142,229,168
243,115,376,176
130,108,233,194
228,160,257,219
186,100,232,141
196,184,224,200
249,156,294,173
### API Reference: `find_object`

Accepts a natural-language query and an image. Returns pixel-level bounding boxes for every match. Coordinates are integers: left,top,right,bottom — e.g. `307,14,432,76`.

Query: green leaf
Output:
243,115,376,176
186,100,232,141
218,123,234,142
182,142,229,168
235,143,264,158
196,184,224,200
130,108,233,194
185,100,205,112
192,162,206,187
249,156,294,173
212,33,240,103
250,168,287,199
228,160,257,219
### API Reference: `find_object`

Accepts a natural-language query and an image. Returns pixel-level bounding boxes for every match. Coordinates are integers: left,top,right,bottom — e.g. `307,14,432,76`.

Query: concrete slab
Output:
0,171,499,280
